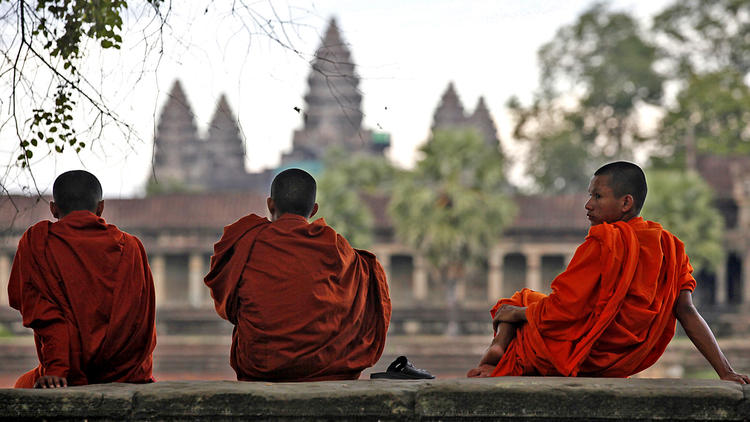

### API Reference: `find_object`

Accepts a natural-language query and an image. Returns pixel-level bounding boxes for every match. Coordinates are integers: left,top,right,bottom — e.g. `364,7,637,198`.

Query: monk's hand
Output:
34,375,67,388
719,371,750,384
492,305,527,332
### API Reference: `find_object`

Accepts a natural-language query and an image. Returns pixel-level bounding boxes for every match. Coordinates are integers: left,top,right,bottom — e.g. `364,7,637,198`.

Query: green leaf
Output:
25,150,33,158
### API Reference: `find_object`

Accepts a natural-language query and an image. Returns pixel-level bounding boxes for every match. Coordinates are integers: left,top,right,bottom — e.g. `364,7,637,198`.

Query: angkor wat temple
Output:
2,18,749,337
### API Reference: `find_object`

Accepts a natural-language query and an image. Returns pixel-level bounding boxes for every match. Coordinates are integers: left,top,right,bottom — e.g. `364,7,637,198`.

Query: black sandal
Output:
370,356,435,379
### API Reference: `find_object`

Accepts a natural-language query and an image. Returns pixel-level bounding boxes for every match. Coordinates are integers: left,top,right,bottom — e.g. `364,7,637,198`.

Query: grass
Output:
0,324,14,338
683,368,718,380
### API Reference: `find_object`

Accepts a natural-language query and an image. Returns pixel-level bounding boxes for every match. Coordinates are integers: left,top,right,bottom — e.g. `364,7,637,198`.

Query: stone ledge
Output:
0,378,747,421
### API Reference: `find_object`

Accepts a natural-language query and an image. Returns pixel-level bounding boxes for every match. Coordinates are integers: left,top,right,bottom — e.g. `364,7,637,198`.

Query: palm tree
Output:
389,129,516,335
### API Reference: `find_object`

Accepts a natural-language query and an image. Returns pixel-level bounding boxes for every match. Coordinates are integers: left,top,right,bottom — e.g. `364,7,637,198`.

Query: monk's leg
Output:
467,322,517,377
14,366,41,388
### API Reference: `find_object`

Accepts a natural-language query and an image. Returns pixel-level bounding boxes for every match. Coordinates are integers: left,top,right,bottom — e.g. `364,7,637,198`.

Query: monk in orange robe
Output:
8,170,156,388
468,161,749,384
204,168,391,381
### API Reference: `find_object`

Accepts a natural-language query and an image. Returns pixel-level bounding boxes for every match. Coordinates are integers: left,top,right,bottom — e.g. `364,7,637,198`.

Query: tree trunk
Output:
686,117,697,170
444,264,465,336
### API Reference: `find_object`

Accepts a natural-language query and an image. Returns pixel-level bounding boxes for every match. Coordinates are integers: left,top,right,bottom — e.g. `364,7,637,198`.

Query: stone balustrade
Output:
1,378,748,421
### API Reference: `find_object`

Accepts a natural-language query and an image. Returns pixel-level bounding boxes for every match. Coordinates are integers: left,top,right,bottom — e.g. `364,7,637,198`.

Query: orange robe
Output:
204,213,391,381
8,210,156,387
491,217,695,377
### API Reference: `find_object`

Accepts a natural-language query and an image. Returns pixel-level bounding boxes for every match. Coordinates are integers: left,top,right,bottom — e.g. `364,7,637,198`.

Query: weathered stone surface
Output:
0,382,136,421
416,378,746,421
131,380,419,421
0,378,748,421
738,383,750,418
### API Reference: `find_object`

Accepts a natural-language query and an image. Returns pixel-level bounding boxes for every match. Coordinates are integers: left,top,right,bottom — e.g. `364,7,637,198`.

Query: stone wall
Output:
1,378,748,421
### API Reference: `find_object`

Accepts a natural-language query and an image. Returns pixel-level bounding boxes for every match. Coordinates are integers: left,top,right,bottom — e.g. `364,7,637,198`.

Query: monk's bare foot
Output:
467,364,495,378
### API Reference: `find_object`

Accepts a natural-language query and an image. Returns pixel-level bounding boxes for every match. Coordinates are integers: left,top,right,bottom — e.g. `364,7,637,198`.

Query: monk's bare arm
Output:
674,290,750,384
492,304,527,332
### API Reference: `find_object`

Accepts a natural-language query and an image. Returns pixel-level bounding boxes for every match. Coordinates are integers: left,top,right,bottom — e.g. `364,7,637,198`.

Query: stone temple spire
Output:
468,96,501,149
431,82,467,132
307,16,362,138
151,80,202,188
205,94,246,186
282,17,381,167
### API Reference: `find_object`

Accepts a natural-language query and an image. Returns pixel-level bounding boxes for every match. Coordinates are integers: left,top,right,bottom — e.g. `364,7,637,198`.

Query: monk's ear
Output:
309,203,319,218
95,200,104,217
49,201,60,219
267,197,276,218
621,194,634,214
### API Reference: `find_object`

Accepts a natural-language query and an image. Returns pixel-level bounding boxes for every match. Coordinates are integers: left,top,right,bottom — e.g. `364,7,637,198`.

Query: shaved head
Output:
52,170,103,216
594,161,647,214
270,169,317,217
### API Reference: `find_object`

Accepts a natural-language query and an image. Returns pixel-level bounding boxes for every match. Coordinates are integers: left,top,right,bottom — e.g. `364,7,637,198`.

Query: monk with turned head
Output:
9,170,157,388
205,168,391,381
469,161,749,383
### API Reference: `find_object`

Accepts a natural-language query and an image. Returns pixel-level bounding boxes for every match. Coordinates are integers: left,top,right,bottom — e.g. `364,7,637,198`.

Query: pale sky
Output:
0,0,673,198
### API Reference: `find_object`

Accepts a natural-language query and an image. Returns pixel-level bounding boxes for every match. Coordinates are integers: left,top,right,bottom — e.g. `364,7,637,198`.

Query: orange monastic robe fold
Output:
491,217,695,377
204,213,392,381
8,211,156,388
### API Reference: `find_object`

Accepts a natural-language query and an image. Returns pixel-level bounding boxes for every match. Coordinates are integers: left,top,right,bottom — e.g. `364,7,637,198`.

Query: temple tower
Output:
282,17,387,169
149,82,271,194
205,95,248,189
431,83,501,150
468,96,501,149
151,80,203,190
431,82,467,131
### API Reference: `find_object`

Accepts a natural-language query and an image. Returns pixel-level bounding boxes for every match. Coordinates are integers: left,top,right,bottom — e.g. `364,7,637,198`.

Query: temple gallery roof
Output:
0,192,591,235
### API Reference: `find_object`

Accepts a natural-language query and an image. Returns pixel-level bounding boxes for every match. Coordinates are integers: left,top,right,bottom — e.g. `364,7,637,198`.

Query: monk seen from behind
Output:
468,161,749,383
204,168,391,381
9,170,157,388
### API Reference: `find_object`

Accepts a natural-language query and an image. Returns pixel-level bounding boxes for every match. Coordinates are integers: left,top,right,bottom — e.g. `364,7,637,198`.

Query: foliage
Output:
3,0,164,168
389,129,514,334
654,69,750,168
514,3,664,192
539,3,663,112
316,149,397,249
652,0,750,77
0,324,12,338
389,129,516,274
641,169,724,273
508,98,596,193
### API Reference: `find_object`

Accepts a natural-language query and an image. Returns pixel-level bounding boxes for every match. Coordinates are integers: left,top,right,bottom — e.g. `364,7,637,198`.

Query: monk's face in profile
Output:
585,175,630,226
